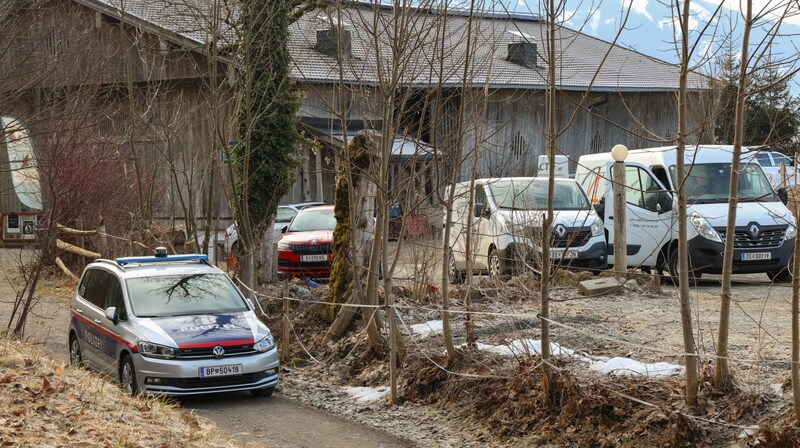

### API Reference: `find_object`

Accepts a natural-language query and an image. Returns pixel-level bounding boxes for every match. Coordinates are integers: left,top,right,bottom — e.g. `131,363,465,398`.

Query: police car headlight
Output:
138,341,179,359
253,333,275,352
690,213,722,243
590,218,603,237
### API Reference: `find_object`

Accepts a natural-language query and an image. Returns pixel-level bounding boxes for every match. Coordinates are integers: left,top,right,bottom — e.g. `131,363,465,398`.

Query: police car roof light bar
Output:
115,254,208,266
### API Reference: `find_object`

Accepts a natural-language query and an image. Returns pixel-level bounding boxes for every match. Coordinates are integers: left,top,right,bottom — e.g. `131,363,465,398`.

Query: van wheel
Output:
667,246,699,286
448,251,464,284
488,249,502,279
120,355,139,396
768,269,792,283
768,260,793,283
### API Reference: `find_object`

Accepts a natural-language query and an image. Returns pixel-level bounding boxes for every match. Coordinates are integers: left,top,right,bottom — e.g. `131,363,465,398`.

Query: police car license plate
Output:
742,252,771,261
301,254,327,262
199,364,243,378
550,249,579,259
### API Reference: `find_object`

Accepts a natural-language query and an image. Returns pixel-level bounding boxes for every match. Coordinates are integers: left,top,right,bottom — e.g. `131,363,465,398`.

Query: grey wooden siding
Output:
438,89,707,181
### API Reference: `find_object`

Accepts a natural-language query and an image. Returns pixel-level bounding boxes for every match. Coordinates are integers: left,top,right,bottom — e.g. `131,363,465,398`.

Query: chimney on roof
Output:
507,41,537,68
315,26,351,60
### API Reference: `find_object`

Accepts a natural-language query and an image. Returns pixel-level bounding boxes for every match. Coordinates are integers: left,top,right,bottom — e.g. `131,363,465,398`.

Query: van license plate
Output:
742,252,771,261
301,254,328,262
551,249,579,259
199,364,243,378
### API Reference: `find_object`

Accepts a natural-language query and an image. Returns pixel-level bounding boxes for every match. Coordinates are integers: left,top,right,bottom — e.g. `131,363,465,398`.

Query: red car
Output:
277,205,336,279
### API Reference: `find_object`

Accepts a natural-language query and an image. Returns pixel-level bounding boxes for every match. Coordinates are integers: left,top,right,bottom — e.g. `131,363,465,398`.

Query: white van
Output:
446,177,607,283
576,145,796,281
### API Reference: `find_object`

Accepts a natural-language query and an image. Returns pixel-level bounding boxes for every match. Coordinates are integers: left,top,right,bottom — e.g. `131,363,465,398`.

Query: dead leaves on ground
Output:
0,338,239,448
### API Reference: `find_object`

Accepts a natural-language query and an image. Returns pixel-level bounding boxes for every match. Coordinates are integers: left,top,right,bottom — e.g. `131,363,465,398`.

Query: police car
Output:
67,248,279,396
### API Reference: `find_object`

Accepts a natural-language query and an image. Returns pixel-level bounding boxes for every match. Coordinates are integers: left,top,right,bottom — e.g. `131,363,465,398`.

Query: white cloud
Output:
696,0,800,27
590,11,602,34
628,0,654,22
605,17,617,26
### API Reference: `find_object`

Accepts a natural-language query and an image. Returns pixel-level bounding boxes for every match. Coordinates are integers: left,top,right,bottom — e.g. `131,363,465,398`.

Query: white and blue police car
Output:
68,247,279,396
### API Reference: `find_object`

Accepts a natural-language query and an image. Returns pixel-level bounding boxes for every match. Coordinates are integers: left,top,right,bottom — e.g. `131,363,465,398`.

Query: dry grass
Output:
0,338,247,448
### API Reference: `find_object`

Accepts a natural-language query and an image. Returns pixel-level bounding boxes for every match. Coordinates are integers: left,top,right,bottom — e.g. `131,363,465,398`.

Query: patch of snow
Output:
342,386,389,403
476,339,574,357
409,320,443,338
476,339,681,378
589,357,683,377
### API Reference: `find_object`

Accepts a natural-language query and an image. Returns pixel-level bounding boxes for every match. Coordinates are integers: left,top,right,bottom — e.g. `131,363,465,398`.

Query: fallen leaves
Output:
0,338,242,448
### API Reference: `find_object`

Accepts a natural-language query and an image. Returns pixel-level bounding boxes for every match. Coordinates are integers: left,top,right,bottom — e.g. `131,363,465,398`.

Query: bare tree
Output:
715,0,798,391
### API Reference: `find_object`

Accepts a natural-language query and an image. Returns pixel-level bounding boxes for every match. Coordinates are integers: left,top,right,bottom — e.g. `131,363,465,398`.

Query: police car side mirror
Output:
778,187,789,205
105,306,119,325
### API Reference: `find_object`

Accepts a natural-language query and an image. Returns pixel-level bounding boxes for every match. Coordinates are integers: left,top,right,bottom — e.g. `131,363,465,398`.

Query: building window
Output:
511,132,527,158
44,28,67,57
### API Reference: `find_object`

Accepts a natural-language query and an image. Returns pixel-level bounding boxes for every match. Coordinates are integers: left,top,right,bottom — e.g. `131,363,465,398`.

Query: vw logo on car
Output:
212,345,226,358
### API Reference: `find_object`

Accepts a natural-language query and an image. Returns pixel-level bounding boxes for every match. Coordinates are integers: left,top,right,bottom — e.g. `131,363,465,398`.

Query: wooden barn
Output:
0,0,711,245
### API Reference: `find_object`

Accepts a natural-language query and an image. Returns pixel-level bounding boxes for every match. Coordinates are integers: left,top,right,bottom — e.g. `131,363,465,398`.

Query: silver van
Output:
446,177,607,282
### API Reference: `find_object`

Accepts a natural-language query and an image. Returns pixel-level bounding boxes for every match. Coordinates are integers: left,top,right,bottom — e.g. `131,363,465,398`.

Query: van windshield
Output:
668,163,777,204
488,179,589,210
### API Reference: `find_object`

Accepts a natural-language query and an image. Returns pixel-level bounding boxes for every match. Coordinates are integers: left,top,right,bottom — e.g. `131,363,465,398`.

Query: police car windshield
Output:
668,162,776,204
126,273,248,317
488,179,589,211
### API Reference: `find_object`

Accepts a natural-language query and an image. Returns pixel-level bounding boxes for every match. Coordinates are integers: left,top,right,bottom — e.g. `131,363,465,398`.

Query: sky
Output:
506,0,800,94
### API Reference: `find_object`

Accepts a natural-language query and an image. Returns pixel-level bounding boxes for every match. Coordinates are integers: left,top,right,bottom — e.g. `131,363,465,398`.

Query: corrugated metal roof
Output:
77,1,708,92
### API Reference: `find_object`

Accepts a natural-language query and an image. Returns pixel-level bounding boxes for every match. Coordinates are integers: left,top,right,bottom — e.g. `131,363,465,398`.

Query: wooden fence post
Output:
281,282,290,364
77,218,85,272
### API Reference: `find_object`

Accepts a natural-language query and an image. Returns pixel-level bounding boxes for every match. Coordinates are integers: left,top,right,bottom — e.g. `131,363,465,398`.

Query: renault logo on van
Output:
554,224,567,238
749,224,761,239
212,346,226,358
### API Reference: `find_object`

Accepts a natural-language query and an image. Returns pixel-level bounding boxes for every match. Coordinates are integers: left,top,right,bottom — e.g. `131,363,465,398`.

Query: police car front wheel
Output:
120,355,139,396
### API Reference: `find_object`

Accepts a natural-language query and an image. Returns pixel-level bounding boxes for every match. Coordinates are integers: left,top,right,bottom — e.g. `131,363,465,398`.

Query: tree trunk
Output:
257,225,275,284
791,216,800,420
676,0,699,405
715,0,752,391
540,0,557,404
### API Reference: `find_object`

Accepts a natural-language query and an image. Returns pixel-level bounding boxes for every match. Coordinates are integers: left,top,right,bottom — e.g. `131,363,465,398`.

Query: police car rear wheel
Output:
120,355,139,396
69,333,83,367
251,386,275,397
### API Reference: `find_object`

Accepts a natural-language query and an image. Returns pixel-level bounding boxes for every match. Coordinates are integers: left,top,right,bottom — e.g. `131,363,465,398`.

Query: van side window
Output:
756,153,772,167
624,166,662,212
650,166,672,190
475,186,488,209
